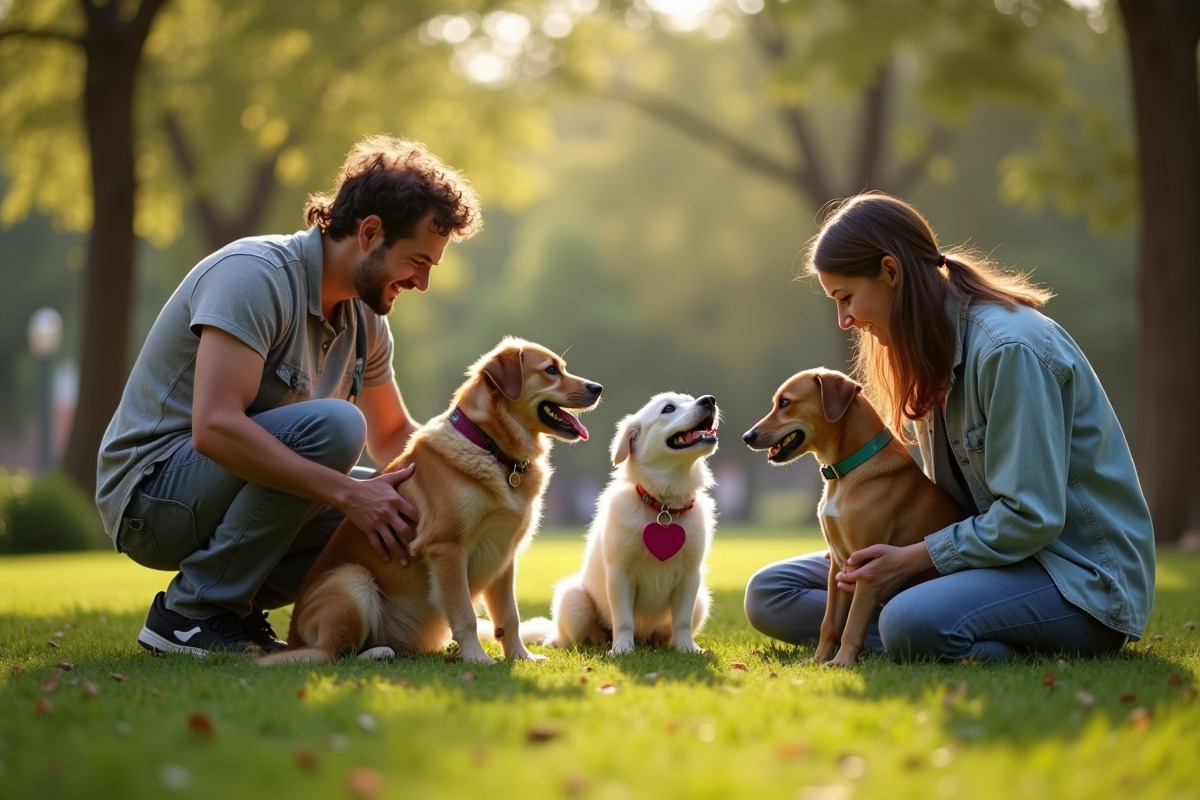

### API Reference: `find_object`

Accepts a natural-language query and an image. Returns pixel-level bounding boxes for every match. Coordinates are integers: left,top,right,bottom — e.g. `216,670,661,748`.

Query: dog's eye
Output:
661,404,675,414
545,365,560,376
778,398,790,410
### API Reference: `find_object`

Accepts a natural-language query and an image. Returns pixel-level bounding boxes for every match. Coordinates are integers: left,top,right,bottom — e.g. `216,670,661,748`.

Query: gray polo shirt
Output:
95,227,394,544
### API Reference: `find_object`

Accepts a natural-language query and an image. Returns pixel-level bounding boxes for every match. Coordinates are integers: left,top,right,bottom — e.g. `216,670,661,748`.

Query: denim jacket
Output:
917,296,1155,638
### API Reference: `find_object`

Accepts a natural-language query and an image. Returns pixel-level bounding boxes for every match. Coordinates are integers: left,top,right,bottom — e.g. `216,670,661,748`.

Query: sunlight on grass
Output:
2,533,1198,800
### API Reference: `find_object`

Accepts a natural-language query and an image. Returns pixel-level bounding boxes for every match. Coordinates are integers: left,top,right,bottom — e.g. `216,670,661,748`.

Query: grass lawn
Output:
2,526,1198,800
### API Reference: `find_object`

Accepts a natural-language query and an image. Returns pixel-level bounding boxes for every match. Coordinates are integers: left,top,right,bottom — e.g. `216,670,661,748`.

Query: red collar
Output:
635,484,694,515
449,407,529,486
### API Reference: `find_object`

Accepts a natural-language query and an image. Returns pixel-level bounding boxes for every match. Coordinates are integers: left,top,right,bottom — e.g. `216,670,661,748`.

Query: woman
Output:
744,192,1155,661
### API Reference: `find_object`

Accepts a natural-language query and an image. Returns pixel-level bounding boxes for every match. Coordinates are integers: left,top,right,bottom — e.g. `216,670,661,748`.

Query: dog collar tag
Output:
643,522,686,561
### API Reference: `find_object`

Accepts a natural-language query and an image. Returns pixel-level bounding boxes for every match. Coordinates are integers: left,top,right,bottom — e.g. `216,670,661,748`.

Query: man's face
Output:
353,212,450,315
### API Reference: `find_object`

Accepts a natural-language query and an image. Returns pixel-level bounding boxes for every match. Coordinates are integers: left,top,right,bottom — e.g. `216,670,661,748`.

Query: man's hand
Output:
343,463,419,565
834,542,934,600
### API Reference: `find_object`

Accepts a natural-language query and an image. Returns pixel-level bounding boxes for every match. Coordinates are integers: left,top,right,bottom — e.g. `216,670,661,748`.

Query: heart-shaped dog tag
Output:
642,522,686,561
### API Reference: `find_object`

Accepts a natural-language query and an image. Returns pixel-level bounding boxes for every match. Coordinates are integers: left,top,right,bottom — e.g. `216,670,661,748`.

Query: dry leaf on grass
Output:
347,767,384,799
34,697,54,715
294,747,318,770
731,662,749,671
187,712,214,737
525,725,561,744
110,673,129,682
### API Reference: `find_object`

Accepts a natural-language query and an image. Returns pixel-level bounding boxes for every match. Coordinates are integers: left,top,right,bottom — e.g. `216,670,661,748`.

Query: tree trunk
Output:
1118,0,1200,544
61,0,169,497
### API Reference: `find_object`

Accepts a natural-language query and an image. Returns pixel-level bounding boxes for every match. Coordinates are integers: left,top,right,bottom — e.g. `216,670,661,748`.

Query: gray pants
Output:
743,551,1128,661
115,399,368,620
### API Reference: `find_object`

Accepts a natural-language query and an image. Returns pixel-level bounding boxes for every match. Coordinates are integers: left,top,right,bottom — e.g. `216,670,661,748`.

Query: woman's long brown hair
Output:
805,192,1054,440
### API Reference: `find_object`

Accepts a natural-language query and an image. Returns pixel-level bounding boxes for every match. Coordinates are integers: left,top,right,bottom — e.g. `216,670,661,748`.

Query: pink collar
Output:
449,407,529,487
634,484,694,515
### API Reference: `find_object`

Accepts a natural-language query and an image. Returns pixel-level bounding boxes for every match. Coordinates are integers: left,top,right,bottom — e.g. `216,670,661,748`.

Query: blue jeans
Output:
115,399,368,620
743,551,1128,661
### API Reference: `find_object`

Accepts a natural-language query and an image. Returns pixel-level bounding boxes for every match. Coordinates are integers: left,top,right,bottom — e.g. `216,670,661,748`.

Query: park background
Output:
0,0,1195,545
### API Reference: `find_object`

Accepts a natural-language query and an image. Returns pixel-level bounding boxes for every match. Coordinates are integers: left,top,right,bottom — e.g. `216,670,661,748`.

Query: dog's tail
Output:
517,616,556,646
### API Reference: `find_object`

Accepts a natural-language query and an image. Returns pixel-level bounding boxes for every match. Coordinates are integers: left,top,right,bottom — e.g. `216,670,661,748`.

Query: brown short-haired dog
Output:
261,337,602,666
743,367,965,666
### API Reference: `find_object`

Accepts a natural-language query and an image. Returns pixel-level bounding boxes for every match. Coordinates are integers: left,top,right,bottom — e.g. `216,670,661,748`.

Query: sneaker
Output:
137,592,262,657
241,606,287,653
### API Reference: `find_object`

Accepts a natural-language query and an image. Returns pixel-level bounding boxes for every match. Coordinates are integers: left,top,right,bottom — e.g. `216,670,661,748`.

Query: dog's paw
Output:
511,650,548,663
674,639,703,654
359,646,396,661
607,641,635,657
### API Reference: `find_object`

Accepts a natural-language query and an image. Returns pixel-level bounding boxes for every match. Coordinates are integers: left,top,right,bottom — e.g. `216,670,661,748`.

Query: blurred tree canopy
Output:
0,0,1195,539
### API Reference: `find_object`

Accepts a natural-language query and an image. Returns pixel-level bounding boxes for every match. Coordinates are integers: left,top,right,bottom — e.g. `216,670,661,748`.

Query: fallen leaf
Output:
82,679,98,698
1168,674,1183,687
41,676,60,693
110,673,129,682
731,662,749,671
1119,693,1137,704
347,767,383,799
1042,673,1058,688
46,640,60,648
34,697,54,715
357,712,377,733
187,712,214,737
54,662,73,672
1151,634,1163,641
777,742,809,760
294,747,318,770
1128,707,1152,731
597,683,619,695
295,687,309,700
10,665,23,676
525,725,561,744
1185,620,1196,630
1074,690,1096,707
1182,687,1197,703
460,671,476,683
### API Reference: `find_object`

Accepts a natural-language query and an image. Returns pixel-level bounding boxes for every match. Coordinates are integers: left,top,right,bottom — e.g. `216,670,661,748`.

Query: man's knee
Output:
279,399,367,472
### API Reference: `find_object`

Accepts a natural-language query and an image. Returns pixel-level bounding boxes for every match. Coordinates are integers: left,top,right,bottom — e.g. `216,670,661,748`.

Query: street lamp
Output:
27,307,63,474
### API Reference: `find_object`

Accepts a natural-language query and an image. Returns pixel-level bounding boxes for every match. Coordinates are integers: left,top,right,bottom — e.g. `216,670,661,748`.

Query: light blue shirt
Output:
918,296,1155,638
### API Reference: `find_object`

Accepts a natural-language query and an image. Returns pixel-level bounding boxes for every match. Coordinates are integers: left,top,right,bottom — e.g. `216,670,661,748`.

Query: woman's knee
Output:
878,594,962,662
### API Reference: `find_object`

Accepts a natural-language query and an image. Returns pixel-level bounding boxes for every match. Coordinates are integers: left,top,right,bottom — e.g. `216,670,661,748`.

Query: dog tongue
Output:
563,411,589,441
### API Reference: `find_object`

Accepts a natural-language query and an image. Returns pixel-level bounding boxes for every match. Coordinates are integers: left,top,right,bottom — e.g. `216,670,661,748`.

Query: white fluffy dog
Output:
524,393,719,655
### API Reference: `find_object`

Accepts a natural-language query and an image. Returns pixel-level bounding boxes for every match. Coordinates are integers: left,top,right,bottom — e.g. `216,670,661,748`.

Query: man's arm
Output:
355,380,419,468
191,326,416,562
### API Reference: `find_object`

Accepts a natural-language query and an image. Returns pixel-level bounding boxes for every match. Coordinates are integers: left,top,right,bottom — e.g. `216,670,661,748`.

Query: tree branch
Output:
601,76,803,190
0,27,84,46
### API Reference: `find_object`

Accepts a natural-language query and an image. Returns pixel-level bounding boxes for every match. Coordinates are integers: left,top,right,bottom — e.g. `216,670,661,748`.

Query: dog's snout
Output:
586,382,603,397
697,394,716,408
742,429,759,445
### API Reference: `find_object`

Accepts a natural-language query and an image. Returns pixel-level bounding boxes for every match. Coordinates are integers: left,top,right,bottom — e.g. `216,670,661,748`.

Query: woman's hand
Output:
835,542,935,600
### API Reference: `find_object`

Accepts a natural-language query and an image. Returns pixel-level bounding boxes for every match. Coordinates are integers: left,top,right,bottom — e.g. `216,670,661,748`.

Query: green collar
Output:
820,429,893,480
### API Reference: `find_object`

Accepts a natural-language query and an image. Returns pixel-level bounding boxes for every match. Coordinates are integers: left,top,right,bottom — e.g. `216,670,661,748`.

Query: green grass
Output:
2,527,1198,800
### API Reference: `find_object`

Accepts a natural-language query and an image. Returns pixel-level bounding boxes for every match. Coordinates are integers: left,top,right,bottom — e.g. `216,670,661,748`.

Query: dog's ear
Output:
612,419,641,464
480,346,525,401
816,372,861,422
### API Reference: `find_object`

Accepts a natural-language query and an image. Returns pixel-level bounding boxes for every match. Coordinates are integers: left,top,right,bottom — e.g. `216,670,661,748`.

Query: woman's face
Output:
816,257,899,347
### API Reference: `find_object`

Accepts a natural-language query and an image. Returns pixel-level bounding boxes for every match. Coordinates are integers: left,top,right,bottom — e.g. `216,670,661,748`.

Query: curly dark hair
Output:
304,135,482,245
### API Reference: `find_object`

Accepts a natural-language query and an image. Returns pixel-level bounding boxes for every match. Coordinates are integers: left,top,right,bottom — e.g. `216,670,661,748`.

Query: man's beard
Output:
352,245,393,316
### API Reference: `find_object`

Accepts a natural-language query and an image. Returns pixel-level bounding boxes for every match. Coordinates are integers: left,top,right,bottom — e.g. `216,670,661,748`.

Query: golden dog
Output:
260,337,602,665
523,393,719,656
742,367,965,666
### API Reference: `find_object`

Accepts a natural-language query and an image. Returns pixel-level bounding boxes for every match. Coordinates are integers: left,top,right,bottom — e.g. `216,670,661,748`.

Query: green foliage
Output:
1,535,1198,800
0,469,104,554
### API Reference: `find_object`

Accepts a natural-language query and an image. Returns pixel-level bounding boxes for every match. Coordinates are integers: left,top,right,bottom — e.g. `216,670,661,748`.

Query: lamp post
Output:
27,307,63,474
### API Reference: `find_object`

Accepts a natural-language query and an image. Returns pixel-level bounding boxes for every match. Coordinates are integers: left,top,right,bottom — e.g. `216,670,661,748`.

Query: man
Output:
96,135,482,656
